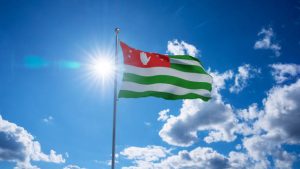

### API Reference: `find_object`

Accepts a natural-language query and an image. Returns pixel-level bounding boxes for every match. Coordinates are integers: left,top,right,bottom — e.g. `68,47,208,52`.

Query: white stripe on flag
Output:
121,81,211,97
170,58,203,68
123,65,212,83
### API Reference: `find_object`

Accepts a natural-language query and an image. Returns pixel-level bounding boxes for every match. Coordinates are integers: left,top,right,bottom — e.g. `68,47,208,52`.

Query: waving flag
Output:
118,41,212,101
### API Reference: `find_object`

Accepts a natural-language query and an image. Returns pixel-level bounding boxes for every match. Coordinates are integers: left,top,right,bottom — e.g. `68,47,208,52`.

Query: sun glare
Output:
87,55,115,85
92,58,114,78
83,46,118,90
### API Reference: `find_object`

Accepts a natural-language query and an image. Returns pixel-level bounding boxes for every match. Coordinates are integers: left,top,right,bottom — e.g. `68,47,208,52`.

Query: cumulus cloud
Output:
123,67,300,168
243,134,296,169
120,145,170,163
227,151,254,169
209,70,234,91
123,38,300,168
167,40,199,57
270,63,300,84
63,165,87,169
157,147,229,169
237,103,262,122
159,70,237,146
121,145,264,169
233,103,263,137
240,79,300,169
259,79,300,144
157,64,300,167
229,64,260,93
0,115,65,169
254,27,281,57
157,109,170,122
122,144,294,169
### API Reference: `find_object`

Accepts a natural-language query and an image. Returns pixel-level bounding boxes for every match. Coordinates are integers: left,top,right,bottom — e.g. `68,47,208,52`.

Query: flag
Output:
118,41,212,101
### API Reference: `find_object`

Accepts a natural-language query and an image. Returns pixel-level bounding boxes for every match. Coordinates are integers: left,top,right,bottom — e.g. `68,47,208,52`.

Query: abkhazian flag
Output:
118,41,213,101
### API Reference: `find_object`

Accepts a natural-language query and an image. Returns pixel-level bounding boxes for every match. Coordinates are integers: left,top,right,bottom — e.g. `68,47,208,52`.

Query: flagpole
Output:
111,27,120,169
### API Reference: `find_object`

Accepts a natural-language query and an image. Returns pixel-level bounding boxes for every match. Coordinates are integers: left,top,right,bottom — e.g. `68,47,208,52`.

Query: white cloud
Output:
157,65,260,146
254,27,281,57
121,146,230,169
234,103,265,138
121,144,294,169
121,146,263,169
243,134,296,169
159,99,236,146
157,109,170,122
270,63,300,84
159,70,237,146
43,116,54,123
274,151,296,169
167,40,199,57
0,115,65,169
120,145,170,162
227,151,254,169
123,77,300,168
237,103,262,121
209,69,234,91
121,145,171,169
158,147,229,169
259,79,300,144
103,154,120,167
207,69,234,101
123,35,300,168
241,79,300,169
63,165,87,169
229,64,260,93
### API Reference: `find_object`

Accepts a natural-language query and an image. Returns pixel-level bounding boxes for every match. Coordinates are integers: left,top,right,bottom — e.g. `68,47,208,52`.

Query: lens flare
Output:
81,42,122,93
84,50,116,90
89,57,115,80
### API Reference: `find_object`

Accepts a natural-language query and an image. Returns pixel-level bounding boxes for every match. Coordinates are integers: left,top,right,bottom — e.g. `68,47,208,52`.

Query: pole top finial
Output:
115,28,120,34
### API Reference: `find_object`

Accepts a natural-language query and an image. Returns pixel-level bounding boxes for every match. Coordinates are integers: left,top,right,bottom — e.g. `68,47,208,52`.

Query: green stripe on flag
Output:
123,73,212,91
169,55,204,67
118,90,211,101
170,63,207,74
169,55,199,62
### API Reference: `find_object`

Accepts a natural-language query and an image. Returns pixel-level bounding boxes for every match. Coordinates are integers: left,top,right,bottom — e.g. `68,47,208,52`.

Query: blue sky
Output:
0,0,300,169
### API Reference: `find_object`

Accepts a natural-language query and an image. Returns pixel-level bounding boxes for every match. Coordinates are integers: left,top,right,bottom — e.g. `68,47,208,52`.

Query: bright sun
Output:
87,56,115,83
83,46,117,89
91,57,114,79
